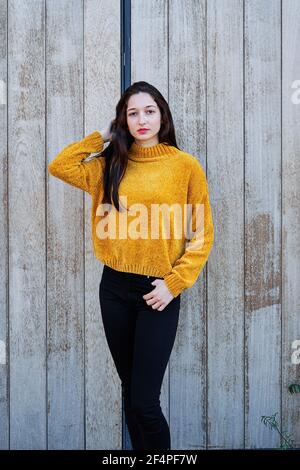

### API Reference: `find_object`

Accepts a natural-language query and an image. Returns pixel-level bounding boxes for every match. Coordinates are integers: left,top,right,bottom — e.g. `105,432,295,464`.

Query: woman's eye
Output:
129,110,154,116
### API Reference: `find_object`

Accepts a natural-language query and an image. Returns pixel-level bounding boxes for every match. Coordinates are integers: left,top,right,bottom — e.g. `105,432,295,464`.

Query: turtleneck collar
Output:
128,140,180,162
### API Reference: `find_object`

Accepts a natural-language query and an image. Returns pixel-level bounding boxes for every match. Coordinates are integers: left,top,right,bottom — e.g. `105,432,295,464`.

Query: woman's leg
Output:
130,284,181,450
99,268,145,450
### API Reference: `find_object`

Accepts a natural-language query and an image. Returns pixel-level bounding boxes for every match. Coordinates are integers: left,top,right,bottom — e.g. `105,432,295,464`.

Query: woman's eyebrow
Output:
127,105,157,111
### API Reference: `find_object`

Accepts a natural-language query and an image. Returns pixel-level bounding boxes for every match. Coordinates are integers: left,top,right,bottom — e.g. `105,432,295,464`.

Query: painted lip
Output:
137,128,149,133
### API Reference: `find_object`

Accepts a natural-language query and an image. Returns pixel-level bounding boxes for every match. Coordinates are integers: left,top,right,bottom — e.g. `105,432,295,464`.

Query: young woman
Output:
48,81,214,451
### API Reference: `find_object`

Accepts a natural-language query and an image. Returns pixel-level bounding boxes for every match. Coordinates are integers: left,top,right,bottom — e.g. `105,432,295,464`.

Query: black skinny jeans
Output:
99,265,181,450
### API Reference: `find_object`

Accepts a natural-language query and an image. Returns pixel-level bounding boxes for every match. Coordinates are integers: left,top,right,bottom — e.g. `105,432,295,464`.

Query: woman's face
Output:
126,92,161,146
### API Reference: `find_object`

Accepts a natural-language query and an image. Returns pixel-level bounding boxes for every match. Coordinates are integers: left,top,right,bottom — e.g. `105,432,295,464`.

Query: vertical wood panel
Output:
130,0,169,451
207,0,244,448
244,0,281,448
0,0,8,449
84,0,121,450
9,0,46,449
47,0,84,449
282,0,300,448
169,0,207,449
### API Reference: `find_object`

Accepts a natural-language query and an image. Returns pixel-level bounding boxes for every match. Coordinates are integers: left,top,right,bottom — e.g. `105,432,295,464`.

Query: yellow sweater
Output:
48,131,214,298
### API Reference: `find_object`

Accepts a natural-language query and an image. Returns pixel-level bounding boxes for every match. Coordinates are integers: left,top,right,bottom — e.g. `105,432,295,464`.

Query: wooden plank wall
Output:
282,0,300,448
0,0,299,450
0,0,8,450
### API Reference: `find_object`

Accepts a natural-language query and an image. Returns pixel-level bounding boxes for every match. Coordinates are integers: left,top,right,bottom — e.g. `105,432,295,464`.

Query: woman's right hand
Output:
100,119,115,142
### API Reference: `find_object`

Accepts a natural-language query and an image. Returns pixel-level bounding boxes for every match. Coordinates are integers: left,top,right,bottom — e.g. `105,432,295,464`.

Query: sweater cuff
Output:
82,130,104,152
163,273,186,298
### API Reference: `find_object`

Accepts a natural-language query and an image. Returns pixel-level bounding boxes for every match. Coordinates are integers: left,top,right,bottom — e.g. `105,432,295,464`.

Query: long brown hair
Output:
95,81,180,212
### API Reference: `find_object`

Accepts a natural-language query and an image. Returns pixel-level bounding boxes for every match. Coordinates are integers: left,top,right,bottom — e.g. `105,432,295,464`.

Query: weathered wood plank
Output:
47,0,85,449
207,0,244,449
0,0,8,450
282,0,300,449
244,0,281,448
9,0,46,449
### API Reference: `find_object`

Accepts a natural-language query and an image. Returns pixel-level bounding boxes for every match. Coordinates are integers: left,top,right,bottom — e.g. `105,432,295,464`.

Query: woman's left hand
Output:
143,279,174,311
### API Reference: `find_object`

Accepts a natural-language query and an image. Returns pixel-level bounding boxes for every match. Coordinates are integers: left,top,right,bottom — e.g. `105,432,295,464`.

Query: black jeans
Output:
99,265,181,450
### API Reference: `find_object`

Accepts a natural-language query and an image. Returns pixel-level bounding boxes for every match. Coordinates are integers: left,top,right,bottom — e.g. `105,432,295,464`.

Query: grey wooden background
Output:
0,0,299,450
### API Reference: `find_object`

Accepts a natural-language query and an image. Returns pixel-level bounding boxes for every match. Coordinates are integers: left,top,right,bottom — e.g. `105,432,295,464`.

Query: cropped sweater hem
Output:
96,256,168,278
96,257,189,298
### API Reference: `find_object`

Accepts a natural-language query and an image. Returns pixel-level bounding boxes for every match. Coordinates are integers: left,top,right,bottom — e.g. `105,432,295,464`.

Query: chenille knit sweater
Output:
48,131,214,298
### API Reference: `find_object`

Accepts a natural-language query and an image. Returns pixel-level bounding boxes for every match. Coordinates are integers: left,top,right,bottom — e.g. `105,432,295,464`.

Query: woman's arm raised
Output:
48,127,110,195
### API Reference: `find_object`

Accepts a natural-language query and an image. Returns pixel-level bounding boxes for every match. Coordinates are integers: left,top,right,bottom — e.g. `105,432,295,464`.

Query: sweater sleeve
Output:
163,159,214,298
48,131,105,195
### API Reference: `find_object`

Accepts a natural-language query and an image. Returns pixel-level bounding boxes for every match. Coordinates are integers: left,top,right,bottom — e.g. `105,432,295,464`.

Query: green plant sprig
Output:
261,413,294,450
